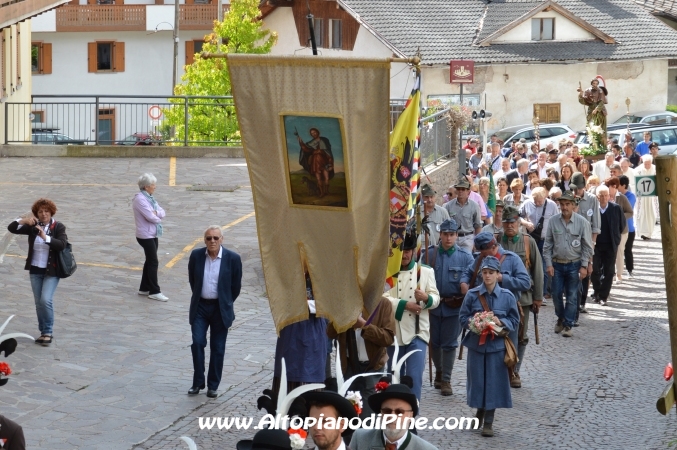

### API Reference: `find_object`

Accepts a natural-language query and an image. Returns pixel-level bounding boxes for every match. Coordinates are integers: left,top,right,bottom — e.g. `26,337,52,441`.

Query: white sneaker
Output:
138,291,149,295
148,293,169,302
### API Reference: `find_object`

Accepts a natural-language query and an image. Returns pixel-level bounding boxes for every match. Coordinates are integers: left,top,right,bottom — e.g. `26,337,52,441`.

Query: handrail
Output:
421,108,450,123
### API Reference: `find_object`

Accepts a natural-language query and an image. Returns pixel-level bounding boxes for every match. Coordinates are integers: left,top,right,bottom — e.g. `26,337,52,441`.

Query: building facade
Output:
262,0,677,133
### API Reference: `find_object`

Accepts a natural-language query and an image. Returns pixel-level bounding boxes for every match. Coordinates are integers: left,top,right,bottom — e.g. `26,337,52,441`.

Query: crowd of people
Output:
1,132,662,449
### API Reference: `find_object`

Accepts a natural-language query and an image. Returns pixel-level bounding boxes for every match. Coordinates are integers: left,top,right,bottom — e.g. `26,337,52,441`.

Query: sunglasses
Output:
381,408,413,415
205,236,221,241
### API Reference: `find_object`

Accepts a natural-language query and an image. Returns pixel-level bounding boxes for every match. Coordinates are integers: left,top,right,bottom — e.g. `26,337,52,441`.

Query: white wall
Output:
669,68,677,106
494,10,596,43
421,59,669,133
263,7,413,98
31,10,56,33
146,4,175,31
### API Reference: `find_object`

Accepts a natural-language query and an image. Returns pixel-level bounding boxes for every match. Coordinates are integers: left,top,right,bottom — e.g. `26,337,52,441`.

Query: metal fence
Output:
6,95,240,146
419,109,451,167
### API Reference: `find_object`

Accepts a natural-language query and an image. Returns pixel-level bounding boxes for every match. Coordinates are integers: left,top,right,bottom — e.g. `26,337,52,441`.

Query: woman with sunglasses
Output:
133,173,168,301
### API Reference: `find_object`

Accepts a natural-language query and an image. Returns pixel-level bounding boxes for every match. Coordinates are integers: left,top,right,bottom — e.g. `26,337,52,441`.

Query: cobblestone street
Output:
1,157,676,449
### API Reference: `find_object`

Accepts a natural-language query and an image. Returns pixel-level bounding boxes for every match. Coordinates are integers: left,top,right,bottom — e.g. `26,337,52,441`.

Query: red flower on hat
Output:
374,381,389,393
0,362,11,376
288,428,307,439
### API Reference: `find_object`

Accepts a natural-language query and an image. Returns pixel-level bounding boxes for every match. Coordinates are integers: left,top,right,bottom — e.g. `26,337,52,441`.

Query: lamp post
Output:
173,0,180,94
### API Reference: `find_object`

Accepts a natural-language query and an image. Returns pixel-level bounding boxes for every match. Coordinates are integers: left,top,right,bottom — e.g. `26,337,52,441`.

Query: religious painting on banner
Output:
228,55,391,334
281,114,348,208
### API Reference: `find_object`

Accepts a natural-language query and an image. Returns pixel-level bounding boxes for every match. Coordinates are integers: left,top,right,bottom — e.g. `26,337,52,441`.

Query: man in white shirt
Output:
529,151,551,179
592,152,615,181
493,157,511,184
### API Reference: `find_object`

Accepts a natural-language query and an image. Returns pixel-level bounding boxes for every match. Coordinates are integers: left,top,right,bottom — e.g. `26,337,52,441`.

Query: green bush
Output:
667,105,677,113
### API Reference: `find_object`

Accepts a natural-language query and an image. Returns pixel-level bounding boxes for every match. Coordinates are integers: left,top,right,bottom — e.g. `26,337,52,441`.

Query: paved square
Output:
0,157,675,449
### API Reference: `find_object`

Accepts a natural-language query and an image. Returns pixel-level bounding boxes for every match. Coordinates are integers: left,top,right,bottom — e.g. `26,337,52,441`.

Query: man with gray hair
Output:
187,225,242,398
505,158,529,193
592,152,615,181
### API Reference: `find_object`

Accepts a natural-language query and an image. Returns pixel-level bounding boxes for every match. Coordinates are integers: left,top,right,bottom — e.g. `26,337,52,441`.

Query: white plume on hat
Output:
0,315,35,346
390,339,421,384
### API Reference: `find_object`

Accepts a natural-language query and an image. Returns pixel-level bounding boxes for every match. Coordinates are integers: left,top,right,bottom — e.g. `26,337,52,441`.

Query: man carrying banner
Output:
385,232,440,401
425,219,474,396
443,178,482,253
497,206,543,388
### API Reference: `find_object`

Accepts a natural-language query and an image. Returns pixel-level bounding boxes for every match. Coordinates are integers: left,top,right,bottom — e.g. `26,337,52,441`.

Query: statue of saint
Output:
578,78,608,140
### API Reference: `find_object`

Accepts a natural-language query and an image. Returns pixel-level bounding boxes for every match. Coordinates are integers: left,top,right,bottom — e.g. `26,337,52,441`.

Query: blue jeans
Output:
536,239,550,296
191,301,229,391
551,261,581,328
387,337,427,401
29,273,60,335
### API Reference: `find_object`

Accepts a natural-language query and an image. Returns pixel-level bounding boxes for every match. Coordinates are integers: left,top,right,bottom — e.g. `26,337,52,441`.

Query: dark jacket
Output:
7,220,67,277
327,298,396,372
188,246,242,329
0,414,26,450
599,202,626,254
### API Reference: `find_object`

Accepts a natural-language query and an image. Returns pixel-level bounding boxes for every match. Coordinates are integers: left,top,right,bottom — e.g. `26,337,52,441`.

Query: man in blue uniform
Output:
424,219,474,396
459,256,520,437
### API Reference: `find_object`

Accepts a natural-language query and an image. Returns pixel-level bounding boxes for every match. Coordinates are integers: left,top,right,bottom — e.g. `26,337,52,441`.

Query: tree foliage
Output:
163,0,277,145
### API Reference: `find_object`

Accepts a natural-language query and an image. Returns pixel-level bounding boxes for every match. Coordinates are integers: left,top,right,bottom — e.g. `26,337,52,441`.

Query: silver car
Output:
613,110,677,126
608,124,677,156
494,123,576,150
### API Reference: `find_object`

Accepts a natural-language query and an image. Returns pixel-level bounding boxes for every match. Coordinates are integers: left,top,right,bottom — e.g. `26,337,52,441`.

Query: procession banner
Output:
385,77,421,290
228,55,391,333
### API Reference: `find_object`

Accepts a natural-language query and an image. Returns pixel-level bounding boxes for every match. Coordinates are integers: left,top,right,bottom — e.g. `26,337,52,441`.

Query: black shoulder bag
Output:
528,203,547,241
51,221,77,278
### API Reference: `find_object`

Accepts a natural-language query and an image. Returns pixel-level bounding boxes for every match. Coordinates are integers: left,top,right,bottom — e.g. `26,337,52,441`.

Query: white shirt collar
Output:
315,441,346,450
205,246,223,259
383,431,408,449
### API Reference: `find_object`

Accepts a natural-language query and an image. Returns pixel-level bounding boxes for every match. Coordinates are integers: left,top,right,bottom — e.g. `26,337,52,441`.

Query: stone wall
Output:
420,156,461,205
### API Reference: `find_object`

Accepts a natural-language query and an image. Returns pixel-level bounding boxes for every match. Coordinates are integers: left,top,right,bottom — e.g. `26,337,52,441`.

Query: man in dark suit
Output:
591,186,626,306
188,225,242,397
505,159,529,193
0,414,26,450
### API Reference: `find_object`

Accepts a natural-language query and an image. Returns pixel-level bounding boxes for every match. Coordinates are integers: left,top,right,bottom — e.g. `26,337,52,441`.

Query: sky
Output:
284,115,345,173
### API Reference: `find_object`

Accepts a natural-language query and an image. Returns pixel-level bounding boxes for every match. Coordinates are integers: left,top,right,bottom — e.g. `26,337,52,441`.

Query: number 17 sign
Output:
635,175,657,197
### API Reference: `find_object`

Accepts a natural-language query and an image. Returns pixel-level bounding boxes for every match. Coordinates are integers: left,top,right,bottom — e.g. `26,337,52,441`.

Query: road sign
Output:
148,105,163,120
450,60,474,84
636,175,657,197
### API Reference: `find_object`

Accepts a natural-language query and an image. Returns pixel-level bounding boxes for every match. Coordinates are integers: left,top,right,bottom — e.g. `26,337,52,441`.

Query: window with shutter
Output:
16,26,20,85
113,41,124,72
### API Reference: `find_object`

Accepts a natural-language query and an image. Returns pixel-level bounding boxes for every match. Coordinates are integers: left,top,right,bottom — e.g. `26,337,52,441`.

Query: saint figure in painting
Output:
297,128,335,198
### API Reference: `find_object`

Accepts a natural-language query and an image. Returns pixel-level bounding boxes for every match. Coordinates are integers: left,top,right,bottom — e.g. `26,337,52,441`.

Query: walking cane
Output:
533,309,540,345
458,329,466,360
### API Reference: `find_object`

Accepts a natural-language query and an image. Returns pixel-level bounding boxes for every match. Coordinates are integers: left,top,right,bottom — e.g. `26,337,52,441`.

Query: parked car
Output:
613,110,677,126
606,124,677,156
573,123,651,145
495,123,576,150
114,133,159,146
32,128,86,145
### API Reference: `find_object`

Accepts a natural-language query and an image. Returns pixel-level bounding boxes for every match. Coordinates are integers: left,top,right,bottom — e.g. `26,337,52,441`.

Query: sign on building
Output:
636,175,657,197
449,60,474,84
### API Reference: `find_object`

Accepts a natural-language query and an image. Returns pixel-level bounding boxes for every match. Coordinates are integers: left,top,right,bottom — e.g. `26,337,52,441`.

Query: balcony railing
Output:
180,4,229,30
0,0,69,29
55,5,146,32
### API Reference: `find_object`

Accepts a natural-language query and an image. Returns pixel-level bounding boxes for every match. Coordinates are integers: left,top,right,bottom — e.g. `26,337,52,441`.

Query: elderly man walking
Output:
187,226,242,398
443,178,482,252
591,186,626,306
421,184,449,245
543,191,593,337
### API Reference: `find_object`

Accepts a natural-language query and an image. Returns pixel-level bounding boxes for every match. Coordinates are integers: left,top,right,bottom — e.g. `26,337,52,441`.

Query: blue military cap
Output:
474,231,497,250
480,255,501,271
438,218,459,233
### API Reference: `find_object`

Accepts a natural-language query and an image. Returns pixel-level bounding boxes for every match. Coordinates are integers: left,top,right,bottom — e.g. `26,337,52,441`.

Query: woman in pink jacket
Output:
132,173,168,301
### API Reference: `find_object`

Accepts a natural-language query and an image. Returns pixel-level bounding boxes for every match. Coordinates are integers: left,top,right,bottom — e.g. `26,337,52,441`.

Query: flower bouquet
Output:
468,311,504,345
580,122,606,156
288,428,307,449
345,391,363,416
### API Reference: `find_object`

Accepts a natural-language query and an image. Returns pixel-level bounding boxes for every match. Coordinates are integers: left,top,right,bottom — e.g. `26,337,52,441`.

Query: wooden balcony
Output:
180,4,229,30
55,5,146,32
0,0,70,30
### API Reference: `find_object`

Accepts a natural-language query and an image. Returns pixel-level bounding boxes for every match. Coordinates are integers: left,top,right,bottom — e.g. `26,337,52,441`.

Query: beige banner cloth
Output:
228,55,391,334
